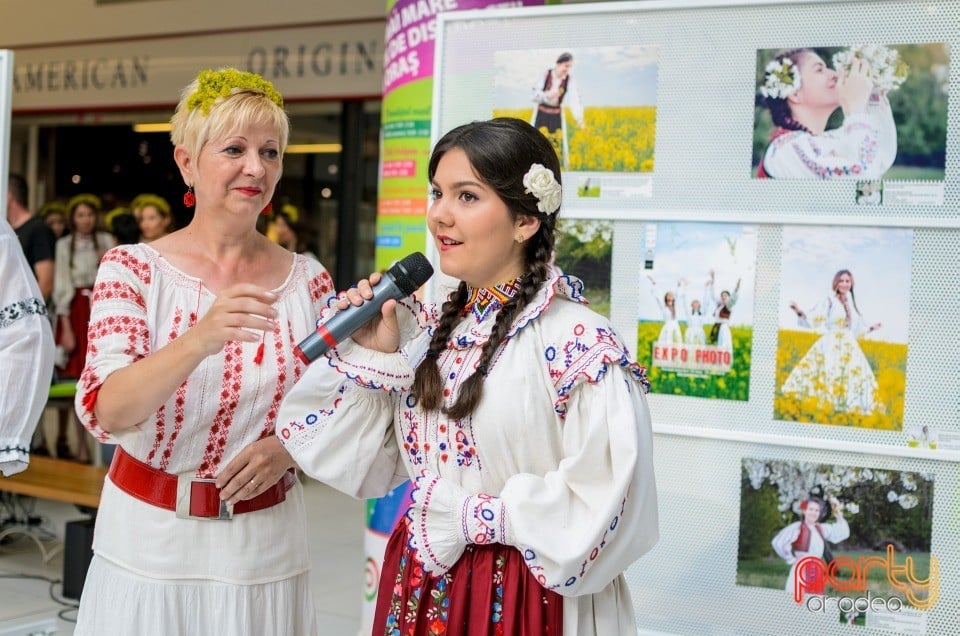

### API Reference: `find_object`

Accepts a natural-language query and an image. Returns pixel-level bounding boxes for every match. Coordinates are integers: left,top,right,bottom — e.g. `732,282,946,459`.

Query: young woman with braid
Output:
277,117,659,635
755,48,897,179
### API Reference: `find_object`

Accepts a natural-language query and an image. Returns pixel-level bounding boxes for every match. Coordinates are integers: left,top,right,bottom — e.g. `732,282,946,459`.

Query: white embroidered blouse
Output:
761,96,897,179
75,244,335,582
52,231,116,316
277,272,659,634
0,219,54,476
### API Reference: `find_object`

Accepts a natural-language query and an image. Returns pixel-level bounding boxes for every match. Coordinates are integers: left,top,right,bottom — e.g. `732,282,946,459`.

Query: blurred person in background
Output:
136,193,173,242
6,173,55,302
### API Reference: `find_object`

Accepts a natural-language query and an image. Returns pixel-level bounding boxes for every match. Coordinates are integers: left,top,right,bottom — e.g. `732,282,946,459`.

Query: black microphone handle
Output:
294,271,405,364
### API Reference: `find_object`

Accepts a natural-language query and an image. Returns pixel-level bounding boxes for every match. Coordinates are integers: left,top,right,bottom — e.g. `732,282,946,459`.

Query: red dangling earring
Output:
261,202,273,216
183,186,195,208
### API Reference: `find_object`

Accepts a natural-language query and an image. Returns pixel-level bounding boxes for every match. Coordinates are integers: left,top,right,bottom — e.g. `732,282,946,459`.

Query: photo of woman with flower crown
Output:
752,43,948,181
774,225,911,430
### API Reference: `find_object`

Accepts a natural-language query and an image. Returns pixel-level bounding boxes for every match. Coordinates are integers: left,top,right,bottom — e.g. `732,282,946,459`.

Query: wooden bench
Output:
0,455,107,509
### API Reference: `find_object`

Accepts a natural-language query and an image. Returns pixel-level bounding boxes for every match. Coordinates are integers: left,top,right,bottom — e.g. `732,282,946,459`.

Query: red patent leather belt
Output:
108,446,295,520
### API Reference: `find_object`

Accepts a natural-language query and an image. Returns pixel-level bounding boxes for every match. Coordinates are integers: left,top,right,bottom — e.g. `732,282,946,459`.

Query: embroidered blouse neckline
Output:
462,277,523,323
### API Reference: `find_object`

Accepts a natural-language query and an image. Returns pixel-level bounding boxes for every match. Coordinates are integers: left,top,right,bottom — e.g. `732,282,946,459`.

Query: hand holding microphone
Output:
295,252,433,363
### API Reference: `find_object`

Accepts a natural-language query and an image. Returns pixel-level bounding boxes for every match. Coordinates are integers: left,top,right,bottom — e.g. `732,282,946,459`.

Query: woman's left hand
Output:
216,436,297,504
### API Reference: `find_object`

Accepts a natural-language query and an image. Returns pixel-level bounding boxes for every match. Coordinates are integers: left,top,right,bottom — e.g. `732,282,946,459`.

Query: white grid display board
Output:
434,0,959,226
433,1,959,634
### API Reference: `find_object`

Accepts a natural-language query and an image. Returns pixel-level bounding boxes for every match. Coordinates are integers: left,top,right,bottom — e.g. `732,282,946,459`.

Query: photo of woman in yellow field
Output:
774,226,912,430
493,45,659,202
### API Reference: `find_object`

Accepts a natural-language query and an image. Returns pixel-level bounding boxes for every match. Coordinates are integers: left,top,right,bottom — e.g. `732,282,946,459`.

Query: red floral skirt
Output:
373,519,563,636
55,287,92,379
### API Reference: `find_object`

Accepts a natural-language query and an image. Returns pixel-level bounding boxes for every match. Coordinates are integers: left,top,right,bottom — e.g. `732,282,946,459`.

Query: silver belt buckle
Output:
175,476,234,520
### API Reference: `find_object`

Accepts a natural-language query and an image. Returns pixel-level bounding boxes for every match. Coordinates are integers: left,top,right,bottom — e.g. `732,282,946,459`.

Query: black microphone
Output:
294,252,434,364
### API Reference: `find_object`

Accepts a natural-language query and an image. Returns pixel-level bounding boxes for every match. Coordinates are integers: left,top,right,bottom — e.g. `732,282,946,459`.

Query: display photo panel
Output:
752,43,949,204
493,45,659,203
555,219,613,317
636,222,756,401
774,225,912,431
737,457,936,631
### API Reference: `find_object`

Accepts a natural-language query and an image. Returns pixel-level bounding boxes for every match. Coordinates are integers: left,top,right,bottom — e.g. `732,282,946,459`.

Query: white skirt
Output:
74,555,318,635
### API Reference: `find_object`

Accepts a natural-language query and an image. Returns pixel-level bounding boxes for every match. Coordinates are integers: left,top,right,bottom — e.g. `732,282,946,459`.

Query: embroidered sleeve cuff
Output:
405,471,469,577
324,337,415,393
460,494,510,546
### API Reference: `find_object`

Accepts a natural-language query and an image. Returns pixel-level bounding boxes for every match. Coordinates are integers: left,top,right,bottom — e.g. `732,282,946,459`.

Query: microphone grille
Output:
389,252,434,296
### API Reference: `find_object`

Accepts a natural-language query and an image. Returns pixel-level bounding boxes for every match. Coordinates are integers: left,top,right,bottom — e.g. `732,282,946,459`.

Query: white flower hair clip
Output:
522,163,562,215
759,57,802,99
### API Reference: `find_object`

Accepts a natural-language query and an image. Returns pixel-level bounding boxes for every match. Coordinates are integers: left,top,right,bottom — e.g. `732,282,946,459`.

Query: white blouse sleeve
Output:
771,522,801,564
500,361,659,596
0,228,55,476
275,341,410,499
74,247,151,443
821,516,850,543
276,298,433,499
566,75,585,125
52,237,74,316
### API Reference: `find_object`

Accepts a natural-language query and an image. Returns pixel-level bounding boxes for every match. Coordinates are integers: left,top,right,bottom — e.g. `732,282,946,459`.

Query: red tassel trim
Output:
253,340,265,365
82,386,100,414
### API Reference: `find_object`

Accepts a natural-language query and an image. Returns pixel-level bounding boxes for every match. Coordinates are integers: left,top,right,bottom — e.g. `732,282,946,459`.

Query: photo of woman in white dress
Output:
775,225,911,430
646,274,682,344
781,269,882,415
683,295,707,345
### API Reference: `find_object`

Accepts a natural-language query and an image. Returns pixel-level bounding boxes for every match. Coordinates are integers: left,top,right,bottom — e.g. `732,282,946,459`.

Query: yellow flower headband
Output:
67,193,102,213
131,193,170,216
279,203,300,223
186,69,284,115
104,207,131,232
39,200,67,218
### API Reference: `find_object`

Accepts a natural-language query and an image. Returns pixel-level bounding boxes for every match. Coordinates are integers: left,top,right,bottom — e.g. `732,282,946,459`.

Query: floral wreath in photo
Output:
186,68,284,115
523,163,562,215
759,57,801,99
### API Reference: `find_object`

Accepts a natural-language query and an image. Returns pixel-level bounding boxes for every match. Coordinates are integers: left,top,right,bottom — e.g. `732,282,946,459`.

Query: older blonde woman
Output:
73,69,335,634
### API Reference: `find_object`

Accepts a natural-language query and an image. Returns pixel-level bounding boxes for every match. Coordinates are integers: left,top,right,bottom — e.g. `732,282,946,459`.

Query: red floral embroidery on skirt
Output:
374,519,563,635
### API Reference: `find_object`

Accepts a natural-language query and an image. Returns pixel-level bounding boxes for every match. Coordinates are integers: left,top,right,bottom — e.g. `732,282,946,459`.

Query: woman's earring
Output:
261,202,273,216
183,186,195,208
515,233,524,243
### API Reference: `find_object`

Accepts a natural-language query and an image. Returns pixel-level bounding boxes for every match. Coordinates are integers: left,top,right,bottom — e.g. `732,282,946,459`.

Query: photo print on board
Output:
554,219,613,317
636,222,757,401
493,45,660,203
774,225,912,430
753,44,948,205
737,457,936,631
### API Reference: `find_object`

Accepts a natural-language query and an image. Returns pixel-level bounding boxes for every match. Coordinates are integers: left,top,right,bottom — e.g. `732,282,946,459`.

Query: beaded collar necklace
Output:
461,277,523,322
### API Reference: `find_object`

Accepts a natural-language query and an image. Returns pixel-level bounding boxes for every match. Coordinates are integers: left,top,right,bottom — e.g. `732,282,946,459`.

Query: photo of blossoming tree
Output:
752,43,949,180
554,219,612,317
737,458,935,615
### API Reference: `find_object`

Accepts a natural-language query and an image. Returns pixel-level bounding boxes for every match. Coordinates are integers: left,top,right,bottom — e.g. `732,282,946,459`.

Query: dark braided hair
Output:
412,118,561,420
759,48,814,134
